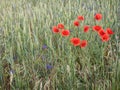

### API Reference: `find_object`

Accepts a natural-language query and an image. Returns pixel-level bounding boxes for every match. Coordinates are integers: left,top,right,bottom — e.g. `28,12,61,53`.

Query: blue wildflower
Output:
42,44,47,49
46,64,53,70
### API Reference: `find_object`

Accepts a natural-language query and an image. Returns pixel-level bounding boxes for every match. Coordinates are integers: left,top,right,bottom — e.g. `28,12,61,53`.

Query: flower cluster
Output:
93,26,114,42
52,13,114,48
52,23,70,37
70,38,87,48
92,13,114,42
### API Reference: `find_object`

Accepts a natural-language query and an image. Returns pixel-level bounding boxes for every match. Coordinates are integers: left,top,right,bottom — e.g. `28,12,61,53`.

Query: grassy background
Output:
0,0,120,90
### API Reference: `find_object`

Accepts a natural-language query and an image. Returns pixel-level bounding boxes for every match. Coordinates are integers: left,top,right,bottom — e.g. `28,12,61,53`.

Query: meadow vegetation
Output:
0,0,120,90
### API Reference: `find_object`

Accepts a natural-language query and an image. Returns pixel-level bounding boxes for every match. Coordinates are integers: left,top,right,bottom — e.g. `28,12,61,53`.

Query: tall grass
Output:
0,0,119,90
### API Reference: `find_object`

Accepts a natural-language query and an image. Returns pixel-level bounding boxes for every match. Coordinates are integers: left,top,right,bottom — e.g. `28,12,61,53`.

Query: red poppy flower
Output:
52,26,59,33
70,38,80,46
106,28,114,35
94,13,102,21
57,23,64,29
101,34,110,42
77,16,84,21
84,25,90,33
80,40,87,48
61,30,70,37
92,25,102,32
98,29,106,36
73,20,80,27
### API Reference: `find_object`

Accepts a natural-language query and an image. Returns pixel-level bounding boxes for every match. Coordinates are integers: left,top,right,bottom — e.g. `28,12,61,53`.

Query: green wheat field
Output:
0,0,120,90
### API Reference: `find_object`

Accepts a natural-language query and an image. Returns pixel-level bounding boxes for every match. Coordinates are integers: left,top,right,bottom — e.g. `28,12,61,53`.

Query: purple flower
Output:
46,64,53,70
42,44,47,49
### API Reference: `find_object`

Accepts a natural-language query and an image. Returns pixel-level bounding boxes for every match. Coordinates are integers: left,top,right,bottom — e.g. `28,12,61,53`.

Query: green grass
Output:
0,0,120,90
